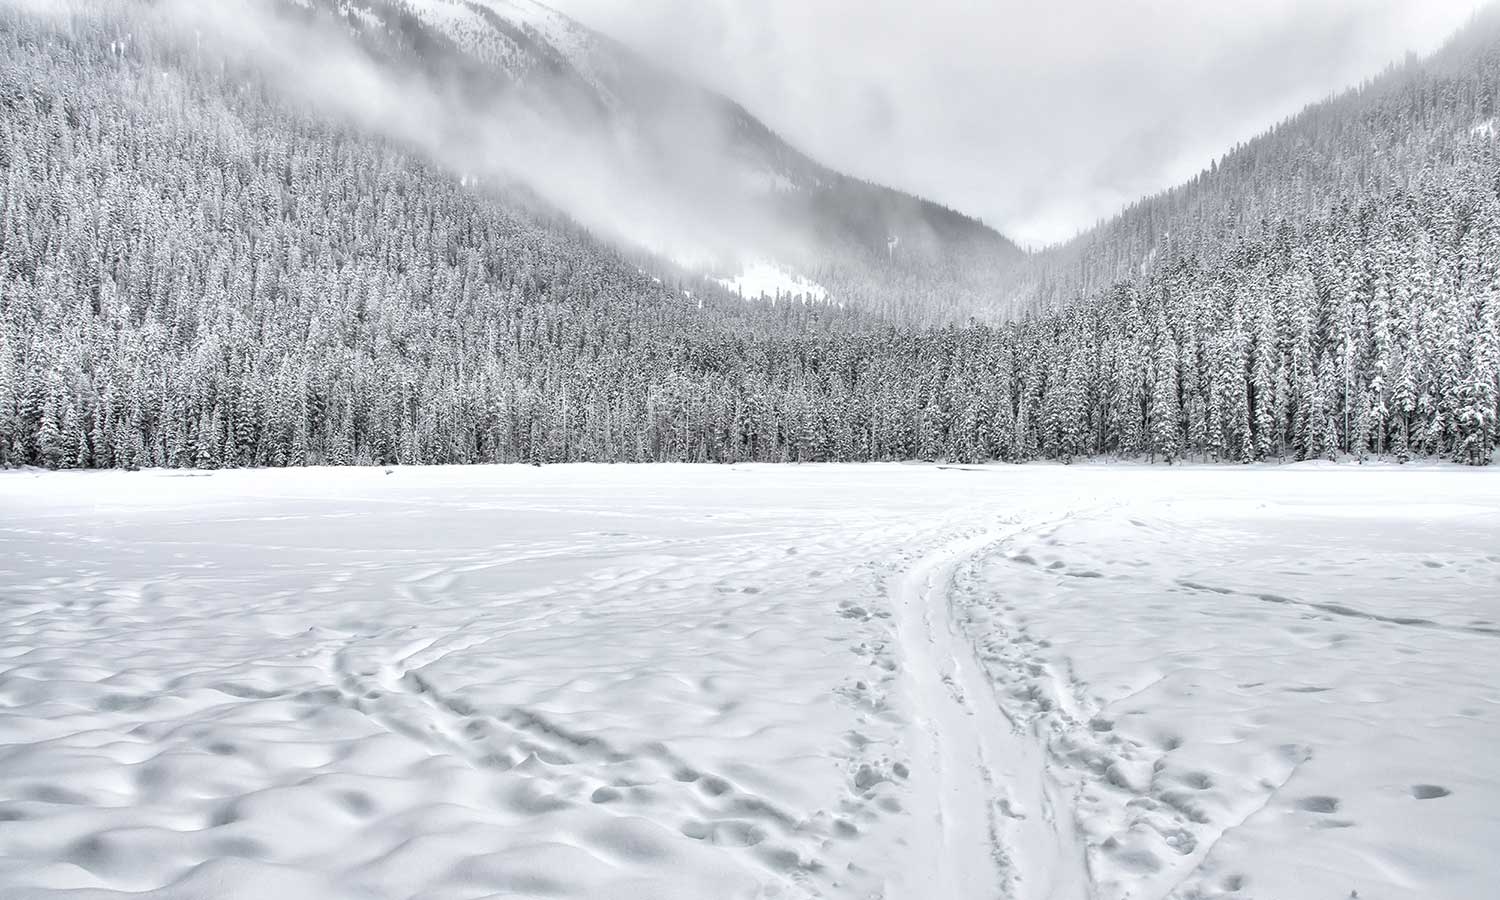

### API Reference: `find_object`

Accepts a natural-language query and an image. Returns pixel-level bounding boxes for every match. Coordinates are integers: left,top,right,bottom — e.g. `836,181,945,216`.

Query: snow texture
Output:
0,463,1496,899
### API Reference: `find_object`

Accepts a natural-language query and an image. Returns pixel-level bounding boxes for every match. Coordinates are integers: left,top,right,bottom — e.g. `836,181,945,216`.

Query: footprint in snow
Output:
1295,796,1340,813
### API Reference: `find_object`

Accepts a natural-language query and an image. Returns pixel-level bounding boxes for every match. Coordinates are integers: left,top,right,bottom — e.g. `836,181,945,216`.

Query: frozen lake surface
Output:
1,463,1496,900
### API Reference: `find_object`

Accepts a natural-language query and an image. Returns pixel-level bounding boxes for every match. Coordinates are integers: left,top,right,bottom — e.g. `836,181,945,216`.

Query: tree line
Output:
1,5,1496,469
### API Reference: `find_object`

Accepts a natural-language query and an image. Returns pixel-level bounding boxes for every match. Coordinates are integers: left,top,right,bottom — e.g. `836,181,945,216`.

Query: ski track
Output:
890,515,1094,900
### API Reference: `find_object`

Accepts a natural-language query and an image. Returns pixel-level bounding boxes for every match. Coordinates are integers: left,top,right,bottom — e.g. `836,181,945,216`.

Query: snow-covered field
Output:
0,463,1496,900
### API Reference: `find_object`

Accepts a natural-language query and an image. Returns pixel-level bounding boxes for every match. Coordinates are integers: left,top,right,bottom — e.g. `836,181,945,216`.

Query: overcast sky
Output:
549,0,1488,248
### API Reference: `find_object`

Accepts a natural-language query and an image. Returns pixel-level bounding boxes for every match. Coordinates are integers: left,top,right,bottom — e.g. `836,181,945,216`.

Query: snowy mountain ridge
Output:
375,0,620,104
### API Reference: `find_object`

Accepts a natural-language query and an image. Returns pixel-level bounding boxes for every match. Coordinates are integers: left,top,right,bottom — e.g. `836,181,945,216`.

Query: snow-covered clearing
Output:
0,463,1496,900
715,262,829,302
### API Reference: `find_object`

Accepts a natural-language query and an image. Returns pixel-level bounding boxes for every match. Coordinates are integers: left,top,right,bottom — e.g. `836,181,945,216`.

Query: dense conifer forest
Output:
1,4,1497,468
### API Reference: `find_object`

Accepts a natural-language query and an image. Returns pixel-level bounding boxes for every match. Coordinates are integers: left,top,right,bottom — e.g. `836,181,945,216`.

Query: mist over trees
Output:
0,2,1497,469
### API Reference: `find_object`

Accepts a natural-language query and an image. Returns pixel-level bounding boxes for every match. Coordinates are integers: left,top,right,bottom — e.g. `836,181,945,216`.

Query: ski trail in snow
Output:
892,517,1093,900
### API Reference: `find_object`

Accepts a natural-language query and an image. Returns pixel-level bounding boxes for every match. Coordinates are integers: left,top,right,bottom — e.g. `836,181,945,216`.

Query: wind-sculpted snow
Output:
0,464,1496,899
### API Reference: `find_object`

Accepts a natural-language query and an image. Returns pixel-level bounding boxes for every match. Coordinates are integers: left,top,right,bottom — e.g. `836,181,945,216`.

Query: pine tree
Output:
1148,331,1182,464
60,399,84,469
37,385,62,469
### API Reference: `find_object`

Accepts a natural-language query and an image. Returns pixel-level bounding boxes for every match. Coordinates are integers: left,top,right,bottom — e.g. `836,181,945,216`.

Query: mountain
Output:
270,0,1024,323
0,0,1495,471
1006,4,1500,313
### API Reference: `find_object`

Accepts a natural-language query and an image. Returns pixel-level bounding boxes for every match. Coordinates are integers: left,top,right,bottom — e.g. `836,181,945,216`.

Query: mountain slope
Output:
269,0,1024,323
1009,4,1500,313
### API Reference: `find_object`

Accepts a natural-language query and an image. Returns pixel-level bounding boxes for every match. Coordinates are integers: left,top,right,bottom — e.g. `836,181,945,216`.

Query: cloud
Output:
551,0,1489,246
140,0,796,271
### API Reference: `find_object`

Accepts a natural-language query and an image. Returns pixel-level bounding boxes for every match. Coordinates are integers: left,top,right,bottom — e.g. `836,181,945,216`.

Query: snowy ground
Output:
0,463,1496,900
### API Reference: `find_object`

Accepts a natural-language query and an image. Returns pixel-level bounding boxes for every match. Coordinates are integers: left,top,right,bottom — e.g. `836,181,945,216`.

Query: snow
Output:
393,0,520,68
951,481,1500,900
0,463,1496,900
475,0,586,53
340,2,386,32
387,0,629,110
385,0,598,80
470,0,611,92
739,166,798,195
1470,118,1494,139
395,0,482,36
716,261,828,302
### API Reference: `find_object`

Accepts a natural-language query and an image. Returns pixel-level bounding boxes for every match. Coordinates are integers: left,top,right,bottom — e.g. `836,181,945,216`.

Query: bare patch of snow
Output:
716,261,827,302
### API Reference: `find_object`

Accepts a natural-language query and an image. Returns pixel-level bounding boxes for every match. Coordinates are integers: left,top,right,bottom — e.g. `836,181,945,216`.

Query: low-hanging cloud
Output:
552,0,1489,248
138,0,809,273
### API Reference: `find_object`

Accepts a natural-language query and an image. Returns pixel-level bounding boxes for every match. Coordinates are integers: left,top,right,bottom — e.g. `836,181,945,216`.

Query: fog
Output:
155,0,805,274
553,0,1489,247
40,0,1491,278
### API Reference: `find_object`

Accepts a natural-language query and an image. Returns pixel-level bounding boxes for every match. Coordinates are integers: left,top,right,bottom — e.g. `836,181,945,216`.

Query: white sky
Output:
549,0,1489,248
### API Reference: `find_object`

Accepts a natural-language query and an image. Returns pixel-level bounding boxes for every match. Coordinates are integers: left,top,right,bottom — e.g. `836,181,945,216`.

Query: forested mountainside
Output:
1010,5,1500,314
0,1,1496,469
283,0,1023,324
